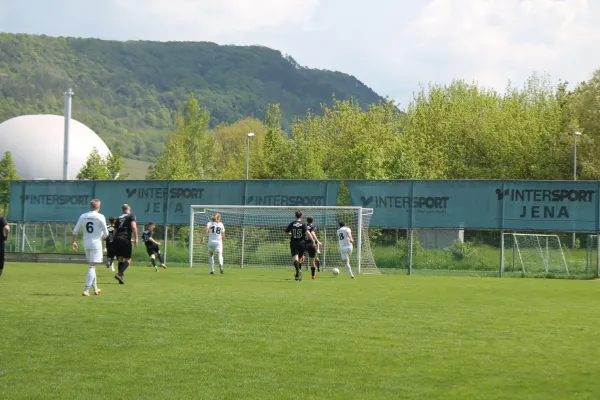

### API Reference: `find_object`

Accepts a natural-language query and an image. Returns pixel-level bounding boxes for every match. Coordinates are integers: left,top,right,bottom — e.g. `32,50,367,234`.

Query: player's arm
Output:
311,231,321,246
284,223,292,237
130,217,138,246
201,224,210,242
221,226,225,241
101,217,109,240
347,229,354,244
149,233,160,246
72,216,82,250
1,217,9,241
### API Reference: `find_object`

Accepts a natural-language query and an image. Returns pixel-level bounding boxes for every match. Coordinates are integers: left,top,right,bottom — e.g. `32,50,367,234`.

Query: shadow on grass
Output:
31,293,72,297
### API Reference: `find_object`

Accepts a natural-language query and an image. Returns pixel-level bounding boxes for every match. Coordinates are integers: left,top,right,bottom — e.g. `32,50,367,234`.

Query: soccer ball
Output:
332,268,340,276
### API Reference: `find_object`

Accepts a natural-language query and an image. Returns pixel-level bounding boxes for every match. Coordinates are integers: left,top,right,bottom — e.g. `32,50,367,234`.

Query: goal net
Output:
503,233,569,275
189,206,379,274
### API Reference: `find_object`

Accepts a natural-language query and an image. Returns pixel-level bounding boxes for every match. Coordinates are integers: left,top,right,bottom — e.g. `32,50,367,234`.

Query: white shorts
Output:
85,248,104,264
207,241,223,253
339,245,353,261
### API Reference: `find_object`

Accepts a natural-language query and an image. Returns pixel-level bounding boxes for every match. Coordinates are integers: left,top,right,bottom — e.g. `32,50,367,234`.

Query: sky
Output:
1,0,599,107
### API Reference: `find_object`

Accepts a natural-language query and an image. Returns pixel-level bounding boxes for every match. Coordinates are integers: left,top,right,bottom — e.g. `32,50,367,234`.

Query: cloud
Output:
401,0,600,95
1,0,600,106
111,0,320,40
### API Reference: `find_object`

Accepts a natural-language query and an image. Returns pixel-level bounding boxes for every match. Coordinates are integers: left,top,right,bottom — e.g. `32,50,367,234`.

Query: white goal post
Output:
189,205,379,274
502,233,569,275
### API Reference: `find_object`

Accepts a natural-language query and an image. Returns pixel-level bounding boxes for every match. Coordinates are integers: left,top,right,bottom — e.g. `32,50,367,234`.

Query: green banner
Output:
8,180,341,224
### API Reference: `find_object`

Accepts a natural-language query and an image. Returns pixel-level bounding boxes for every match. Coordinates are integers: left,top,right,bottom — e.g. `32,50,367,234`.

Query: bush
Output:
445,241,478,261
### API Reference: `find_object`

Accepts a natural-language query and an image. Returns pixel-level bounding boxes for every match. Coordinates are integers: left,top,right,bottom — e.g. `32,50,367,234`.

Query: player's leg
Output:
149,248,159,272
216,245,224,274
308,246,317,279
83,250,94,295
119,242,133,278
342,247,355,279
156,248,166,269
295,243,305,281
0,243,4,277
290,243,300,280
83,250,101,295
208,243,215,274
90,250,103,294
115,240,132,284
114,238,126,283
106,246,115,272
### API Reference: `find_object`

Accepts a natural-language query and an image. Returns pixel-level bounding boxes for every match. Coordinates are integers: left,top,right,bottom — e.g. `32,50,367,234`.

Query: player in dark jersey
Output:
284,210,308,281
142,222,167,272
113,204,138,284
304,216,323,279
0,215,9,277
105,216,117,272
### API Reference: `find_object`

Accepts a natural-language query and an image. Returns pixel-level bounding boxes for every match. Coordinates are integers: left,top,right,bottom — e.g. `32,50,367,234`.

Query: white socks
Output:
84,266,97,292
346,261,354,278
218,253,223,269
209,255,214,273
109,262,115,272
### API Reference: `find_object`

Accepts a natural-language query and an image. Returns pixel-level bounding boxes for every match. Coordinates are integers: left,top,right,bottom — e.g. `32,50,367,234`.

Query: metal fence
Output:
5,223,599,278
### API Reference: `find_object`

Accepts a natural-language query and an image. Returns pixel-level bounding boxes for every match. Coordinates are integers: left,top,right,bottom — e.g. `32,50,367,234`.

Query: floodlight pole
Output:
572,132,582,249
63,88,74,180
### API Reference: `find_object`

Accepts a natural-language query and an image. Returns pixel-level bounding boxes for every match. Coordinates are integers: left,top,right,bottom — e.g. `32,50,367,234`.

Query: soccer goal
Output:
189,206,379,274
502,233,569,275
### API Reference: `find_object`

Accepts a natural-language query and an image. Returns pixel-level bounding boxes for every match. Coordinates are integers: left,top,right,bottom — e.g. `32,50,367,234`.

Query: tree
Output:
147,96,216,180
572,68,600,179
76,148,129,180
147,115,196,180
255,104,295,179
289,98,404,180
399,75,577,180
183,95,214,178
213,118,267,179
0,151,20,214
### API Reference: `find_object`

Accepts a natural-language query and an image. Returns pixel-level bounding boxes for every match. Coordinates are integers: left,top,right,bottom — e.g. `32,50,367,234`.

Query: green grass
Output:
1,264,600,399
123,158,153,180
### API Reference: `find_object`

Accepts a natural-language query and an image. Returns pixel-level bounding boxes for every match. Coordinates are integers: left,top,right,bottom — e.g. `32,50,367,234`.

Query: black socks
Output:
118,261,130,276
158,254,164,264
311,266,316,277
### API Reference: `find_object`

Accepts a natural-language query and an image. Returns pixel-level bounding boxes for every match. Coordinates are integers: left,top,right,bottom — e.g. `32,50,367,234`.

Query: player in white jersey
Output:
201,213,226,274
337,221,355,279
72,199,109,296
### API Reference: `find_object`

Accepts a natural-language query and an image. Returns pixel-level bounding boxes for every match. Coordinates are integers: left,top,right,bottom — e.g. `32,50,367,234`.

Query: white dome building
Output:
0,115,111,180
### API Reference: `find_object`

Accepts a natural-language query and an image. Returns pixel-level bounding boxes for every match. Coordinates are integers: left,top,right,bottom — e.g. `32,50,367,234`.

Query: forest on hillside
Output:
0,33,382,160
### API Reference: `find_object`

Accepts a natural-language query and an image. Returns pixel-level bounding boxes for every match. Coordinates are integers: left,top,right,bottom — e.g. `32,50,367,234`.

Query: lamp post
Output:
572,131,582,249
246,132,255,180
241,132,254,268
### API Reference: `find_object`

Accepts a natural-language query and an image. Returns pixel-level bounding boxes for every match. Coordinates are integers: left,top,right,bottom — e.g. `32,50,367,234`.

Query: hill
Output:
0,33,384,161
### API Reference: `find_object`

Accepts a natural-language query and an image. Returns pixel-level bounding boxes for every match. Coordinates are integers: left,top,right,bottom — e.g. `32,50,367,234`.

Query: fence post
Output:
407,229,413,275
499,230,504,277
407,181,415,275
164,182,171,265
596,232,600,278
586,235,591,274
163,225,168,265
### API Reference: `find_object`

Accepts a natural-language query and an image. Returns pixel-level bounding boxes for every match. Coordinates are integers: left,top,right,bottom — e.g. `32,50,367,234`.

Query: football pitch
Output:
1,264,599,400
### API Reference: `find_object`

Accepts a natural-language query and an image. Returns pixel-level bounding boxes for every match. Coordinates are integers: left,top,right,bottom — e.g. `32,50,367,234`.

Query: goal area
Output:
502,233,569,276
189,206,379,274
